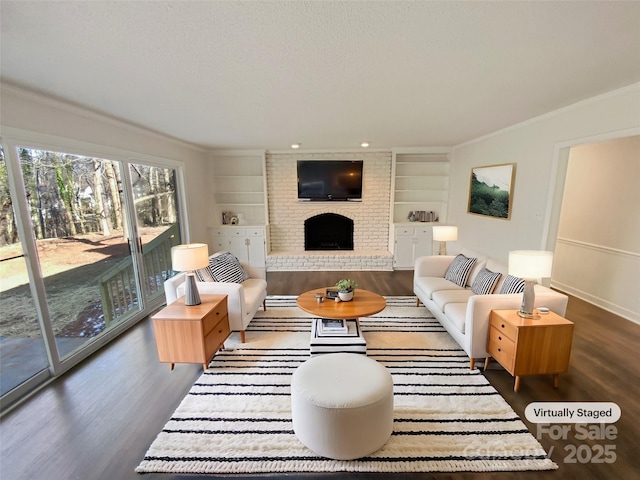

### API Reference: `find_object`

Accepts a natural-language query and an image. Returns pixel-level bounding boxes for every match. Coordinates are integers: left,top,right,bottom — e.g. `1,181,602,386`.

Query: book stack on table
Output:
310,318,367,356
318,319,348,335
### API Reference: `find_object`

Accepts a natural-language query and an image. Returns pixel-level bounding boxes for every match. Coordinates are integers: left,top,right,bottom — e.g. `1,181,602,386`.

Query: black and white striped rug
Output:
136,296,556,474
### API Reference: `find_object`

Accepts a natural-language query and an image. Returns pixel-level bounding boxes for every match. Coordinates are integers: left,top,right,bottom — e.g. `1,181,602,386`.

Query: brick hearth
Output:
266,250,393,271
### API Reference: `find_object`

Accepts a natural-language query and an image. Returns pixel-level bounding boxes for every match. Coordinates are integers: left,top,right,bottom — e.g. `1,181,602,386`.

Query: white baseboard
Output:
551,281,639,325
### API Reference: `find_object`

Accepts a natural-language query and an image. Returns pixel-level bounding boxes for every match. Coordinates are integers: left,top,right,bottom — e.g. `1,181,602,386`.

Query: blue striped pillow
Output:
444,254,477,287
471,268,501,295
499,274,526,294
208,251,249,283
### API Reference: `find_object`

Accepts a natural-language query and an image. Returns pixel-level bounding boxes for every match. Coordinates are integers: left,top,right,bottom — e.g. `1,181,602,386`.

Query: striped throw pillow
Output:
499,274,526,294
471,267,502,295
444,254,477,287
194,265,215,282
208,251,250,283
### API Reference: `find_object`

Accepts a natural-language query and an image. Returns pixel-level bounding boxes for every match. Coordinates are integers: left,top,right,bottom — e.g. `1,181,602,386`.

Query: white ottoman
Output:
291,352,394,460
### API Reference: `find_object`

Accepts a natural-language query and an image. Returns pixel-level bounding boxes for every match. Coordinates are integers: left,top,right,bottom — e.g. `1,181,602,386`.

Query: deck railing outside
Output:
99,224,180,326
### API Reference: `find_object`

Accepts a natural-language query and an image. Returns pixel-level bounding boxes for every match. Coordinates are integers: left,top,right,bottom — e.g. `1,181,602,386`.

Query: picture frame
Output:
468,163,516,220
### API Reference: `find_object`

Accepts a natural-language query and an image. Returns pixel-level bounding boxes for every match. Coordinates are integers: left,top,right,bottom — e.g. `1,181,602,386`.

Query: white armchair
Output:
164,263,267,343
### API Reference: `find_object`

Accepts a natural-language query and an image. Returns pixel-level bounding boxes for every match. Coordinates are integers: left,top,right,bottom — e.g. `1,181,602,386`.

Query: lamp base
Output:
439,242,447,255
518,280,538,319
184,273,201,306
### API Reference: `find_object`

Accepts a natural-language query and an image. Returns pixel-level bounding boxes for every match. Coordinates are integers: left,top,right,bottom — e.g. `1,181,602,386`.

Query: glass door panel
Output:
0,147,50,396
18,148,142,359
129,164,181,303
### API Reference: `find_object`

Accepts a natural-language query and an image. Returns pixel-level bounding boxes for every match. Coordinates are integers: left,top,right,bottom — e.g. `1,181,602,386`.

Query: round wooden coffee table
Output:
297,288,386,319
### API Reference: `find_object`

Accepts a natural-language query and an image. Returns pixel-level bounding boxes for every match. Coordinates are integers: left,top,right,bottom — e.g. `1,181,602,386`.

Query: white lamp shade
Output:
433,226,458,242
509,250,553,279
171,243,209,271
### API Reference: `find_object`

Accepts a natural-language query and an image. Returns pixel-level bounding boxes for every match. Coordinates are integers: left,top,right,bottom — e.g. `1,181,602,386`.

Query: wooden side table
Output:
152,294,230,371
484,309,574,392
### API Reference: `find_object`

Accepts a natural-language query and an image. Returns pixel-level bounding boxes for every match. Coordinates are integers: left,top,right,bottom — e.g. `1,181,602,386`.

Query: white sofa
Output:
414,248,568,369
164,263,267,343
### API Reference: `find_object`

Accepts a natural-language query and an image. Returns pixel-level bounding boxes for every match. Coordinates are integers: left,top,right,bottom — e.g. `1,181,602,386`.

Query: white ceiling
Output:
1,1,639,151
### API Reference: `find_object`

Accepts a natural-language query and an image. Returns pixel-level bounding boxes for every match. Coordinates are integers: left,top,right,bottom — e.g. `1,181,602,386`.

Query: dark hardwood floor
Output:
1,270,638,480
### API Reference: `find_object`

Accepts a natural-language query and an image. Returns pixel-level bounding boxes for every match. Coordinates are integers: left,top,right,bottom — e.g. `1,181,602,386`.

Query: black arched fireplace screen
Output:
304,213,354,250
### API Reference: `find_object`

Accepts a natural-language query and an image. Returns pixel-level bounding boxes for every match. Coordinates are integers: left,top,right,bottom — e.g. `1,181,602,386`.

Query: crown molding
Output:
1,82,207,153
454,82,640,150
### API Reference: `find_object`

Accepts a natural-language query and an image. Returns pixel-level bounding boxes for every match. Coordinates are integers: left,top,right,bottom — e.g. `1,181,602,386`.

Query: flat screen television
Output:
297,160,363,201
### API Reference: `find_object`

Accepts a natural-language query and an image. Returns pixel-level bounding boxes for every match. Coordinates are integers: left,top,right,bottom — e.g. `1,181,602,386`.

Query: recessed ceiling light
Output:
291,143,301,149
361,142,370,148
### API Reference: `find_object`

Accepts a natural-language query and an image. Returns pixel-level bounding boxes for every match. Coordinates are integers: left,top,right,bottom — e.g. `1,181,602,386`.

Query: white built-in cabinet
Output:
210,151,269,269
211,151,268,226
209,226,267,270
393,224,434,269
390,150,450,269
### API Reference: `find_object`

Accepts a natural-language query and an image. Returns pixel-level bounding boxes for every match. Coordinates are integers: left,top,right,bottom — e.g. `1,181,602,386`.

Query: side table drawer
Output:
205,315,231,358
488,327,515,371
490,314,517,340
202,302,228,335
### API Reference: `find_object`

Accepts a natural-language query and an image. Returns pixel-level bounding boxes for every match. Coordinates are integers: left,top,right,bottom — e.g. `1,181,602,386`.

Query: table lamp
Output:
171,243,209,306
508,250,554,318
432,226,458,255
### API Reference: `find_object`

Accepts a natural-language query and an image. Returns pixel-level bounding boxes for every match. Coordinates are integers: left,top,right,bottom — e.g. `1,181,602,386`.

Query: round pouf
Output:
291,352,394,460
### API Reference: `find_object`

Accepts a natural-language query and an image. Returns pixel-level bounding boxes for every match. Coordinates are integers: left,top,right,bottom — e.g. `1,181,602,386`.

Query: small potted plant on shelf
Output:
336,278,357,302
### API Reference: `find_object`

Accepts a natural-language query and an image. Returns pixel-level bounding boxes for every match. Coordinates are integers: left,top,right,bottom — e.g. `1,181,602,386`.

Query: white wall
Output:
0,84,210,243
553,136,640,323
449,84,640,260
448,83,640,322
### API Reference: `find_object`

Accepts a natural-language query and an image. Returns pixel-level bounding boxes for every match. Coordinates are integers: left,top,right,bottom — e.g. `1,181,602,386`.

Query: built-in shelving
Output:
211,151,268,226
389,150,450,268
391,152,450,223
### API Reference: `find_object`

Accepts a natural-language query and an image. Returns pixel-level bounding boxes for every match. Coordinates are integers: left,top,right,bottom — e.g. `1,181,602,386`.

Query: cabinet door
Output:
414,226,433,259
210,230,228,253
247,236,266,267
394,232,415,268
245,227,266,267
228,235,249,263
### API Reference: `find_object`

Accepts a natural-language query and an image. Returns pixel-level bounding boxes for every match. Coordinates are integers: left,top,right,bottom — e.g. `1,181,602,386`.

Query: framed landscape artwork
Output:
468,163,516,220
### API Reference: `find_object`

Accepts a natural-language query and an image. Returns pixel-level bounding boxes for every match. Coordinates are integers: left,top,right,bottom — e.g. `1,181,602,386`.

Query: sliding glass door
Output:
16,149,144,359
129,163,180,304
0,142,182,406
0,147,50,396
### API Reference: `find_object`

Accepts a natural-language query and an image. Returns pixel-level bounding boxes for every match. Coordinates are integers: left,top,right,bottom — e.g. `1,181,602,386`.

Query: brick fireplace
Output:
265,151,393,271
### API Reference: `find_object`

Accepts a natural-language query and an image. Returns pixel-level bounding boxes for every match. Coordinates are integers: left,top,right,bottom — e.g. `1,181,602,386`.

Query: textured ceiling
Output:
1,1,639,150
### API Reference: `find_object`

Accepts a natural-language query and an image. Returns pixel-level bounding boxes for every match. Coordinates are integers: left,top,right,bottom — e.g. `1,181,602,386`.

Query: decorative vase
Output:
338,291,354,302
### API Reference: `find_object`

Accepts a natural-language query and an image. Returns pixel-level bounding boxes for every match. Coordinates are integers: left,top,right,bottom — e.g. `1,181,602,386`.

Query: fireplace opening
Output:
305,213,354,250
